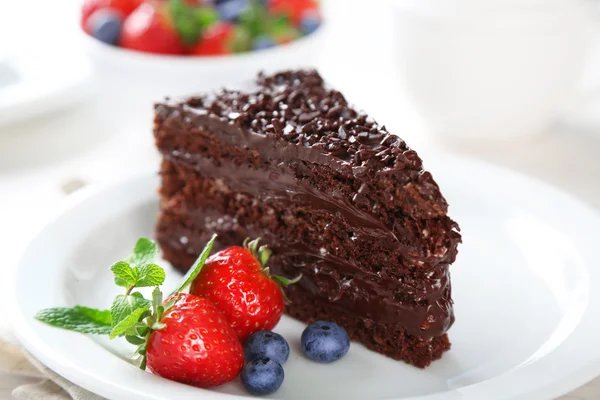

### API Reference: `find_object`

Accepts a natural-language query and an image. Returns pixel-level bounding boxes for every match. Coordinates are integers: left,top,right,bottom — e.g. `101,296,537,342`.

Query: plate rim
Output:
11,158,600,400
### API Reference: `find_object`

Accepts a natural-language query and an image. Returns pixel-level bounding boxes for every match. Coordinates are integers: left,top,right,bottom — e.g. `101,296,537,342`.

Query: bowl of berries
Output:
80,0,325,104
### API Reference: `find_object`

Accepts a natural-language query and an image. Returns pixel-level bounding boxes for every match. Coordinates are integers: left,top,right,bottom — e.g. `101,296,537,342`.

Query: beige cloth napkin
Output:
0,339,103,400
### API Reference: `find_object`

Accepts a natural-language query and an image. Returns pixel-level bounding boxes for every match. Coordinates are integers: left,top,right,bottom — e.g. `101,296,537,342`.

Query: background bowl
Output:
81,25,327,100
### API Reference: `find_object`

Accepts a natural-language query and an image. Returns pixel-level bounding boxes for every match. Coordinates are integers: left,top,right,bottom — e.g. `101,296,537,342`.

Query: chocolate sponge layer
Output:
153,70,461,368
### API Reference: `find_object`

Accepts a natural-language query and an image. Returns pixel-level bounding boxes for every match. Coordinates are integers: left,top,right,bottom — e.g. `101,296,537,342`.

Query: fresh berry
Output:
87,9,123,45
301,321,350,363
272,26,300,45
81,0,142,32
190,238,301,342
269,0,318,25
252,34,276,50
216,0,248,21
146,293,244,387
120,2,186,55
245,330,289,364
241,358,284,396
299,9,320,34
168,1,219,46
189,22,234,55
34,236,231,388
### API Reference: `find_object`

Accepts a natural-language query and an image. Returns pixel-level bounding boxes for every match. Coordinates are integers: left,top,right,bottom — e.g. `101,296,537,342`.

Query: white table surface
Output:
1,0,600,399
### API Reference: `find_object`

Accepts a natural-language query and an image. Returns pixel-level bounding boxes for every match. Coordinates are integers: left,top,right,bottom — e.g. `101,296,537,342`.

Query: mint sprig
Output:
34,235,218,369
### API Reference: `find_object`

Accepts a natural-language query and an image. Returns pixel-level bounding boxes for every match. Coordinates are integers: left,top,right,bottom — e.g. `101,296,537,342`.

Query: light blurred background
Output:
1,0,600,397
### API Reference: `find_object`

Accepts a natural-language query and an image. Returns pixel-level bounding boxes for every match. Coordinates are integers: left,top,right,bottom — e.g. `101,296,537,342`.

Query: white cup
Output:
392,0,598,141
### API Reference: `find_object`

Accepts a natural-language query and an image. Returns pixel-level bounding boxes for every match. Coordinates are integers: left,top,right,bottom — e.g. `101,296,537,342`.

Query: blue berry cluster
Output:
241,322,350,396
242,331,289,396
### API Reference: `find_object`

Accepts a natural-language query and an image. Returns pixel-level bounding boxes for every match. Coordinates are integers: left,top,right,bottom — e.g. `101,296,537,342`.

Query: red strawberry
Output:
146,293,244,388
269,0,319,25
81,0,142,33
189,22,234,56
190,238,301,342
120,2,186,55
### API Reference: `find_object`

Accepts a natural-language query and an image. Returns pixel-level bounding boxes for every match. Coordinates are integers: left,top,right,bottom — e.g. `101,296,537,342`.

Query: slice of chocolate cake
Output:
154,70,461,368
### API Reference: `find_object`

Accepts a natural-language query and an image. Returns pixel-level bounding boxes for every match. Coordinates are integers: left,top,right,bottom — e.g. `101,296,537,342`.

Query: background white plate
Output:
11,155,600,400
0,53,92,129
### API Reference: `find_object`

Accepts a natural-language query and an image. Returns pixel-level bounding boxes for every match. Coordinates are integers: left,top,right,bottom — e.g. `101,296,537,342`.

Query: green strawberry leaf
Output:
151,287,163,312
194,7,218,29
110,261,138,288
139,355,147,370
110,307,150,339
168,0,216,46
136,264,166,287
126,238,159,268
163,293,182,312
239,0,269,37
110,294,152,328
126,335,145,345
151,322,167,331
230,26,252,53
35,306,112,335
170,234,217,296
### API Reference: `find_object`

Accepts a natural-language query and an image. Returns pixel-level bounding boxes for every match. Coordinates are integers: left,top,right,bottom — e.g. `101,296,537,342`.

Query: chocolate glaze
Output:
154,69,461,341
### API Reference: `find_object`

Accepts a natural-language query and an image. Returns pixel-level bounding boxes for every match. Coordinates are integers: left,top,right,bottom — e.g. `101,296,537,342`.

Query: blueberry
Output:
245,331,290,364
300,11,321,35
88,9,122,46
252,35,276,51
216,0,248,22
301,321,350,363
241,358,284,396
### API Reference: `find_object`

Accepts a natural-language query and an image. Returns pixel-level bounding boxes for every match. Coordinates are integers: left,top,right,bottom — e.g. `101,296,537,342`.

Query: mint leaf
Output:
109,307,149,339
111,294,152,328
126,238,158,268
170,234,216,296
110,261,138,288
35,306,112,335
136,264,166,287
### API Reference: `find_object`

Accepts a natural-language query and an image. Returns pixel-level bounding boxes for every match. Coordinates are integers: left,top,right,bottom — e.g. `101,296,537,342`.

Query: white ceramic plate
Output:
11,155,600,400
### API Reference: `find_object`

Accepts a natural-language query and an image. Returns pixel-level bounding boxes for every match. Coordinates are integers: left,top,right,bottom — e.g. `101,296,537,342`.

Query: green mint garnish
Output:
126,238,159,268
110,294,152,331
110,238,165,293
35,306,112,335
34,235,218,369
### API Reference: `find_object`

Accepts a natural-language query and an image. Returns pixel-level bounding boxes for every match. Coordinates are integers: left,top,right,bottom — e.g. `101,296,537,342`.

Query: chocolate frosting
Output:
154,69,461,339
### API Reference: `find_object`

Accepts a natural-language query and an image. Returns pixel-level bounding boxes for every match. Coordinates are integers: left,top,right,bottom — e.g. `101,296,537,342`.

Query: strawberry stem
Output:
272,274,303,286
244,237,272,267
243,237,303,305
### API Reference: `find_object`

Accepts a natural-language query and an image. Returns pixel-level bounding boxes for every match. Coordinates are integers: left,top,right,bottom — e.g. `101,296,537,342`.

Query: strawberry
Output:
146,293,244,387
81,0,142,33
190,238,301,342
189,22,235,55
269,0,319,25
34,235,246,388
120,2,186,55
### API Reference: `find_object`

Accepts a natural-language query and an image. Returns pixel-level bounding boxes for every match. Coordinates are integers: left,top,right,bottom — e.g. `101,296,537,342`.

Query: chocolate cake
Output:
154,70,461,368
